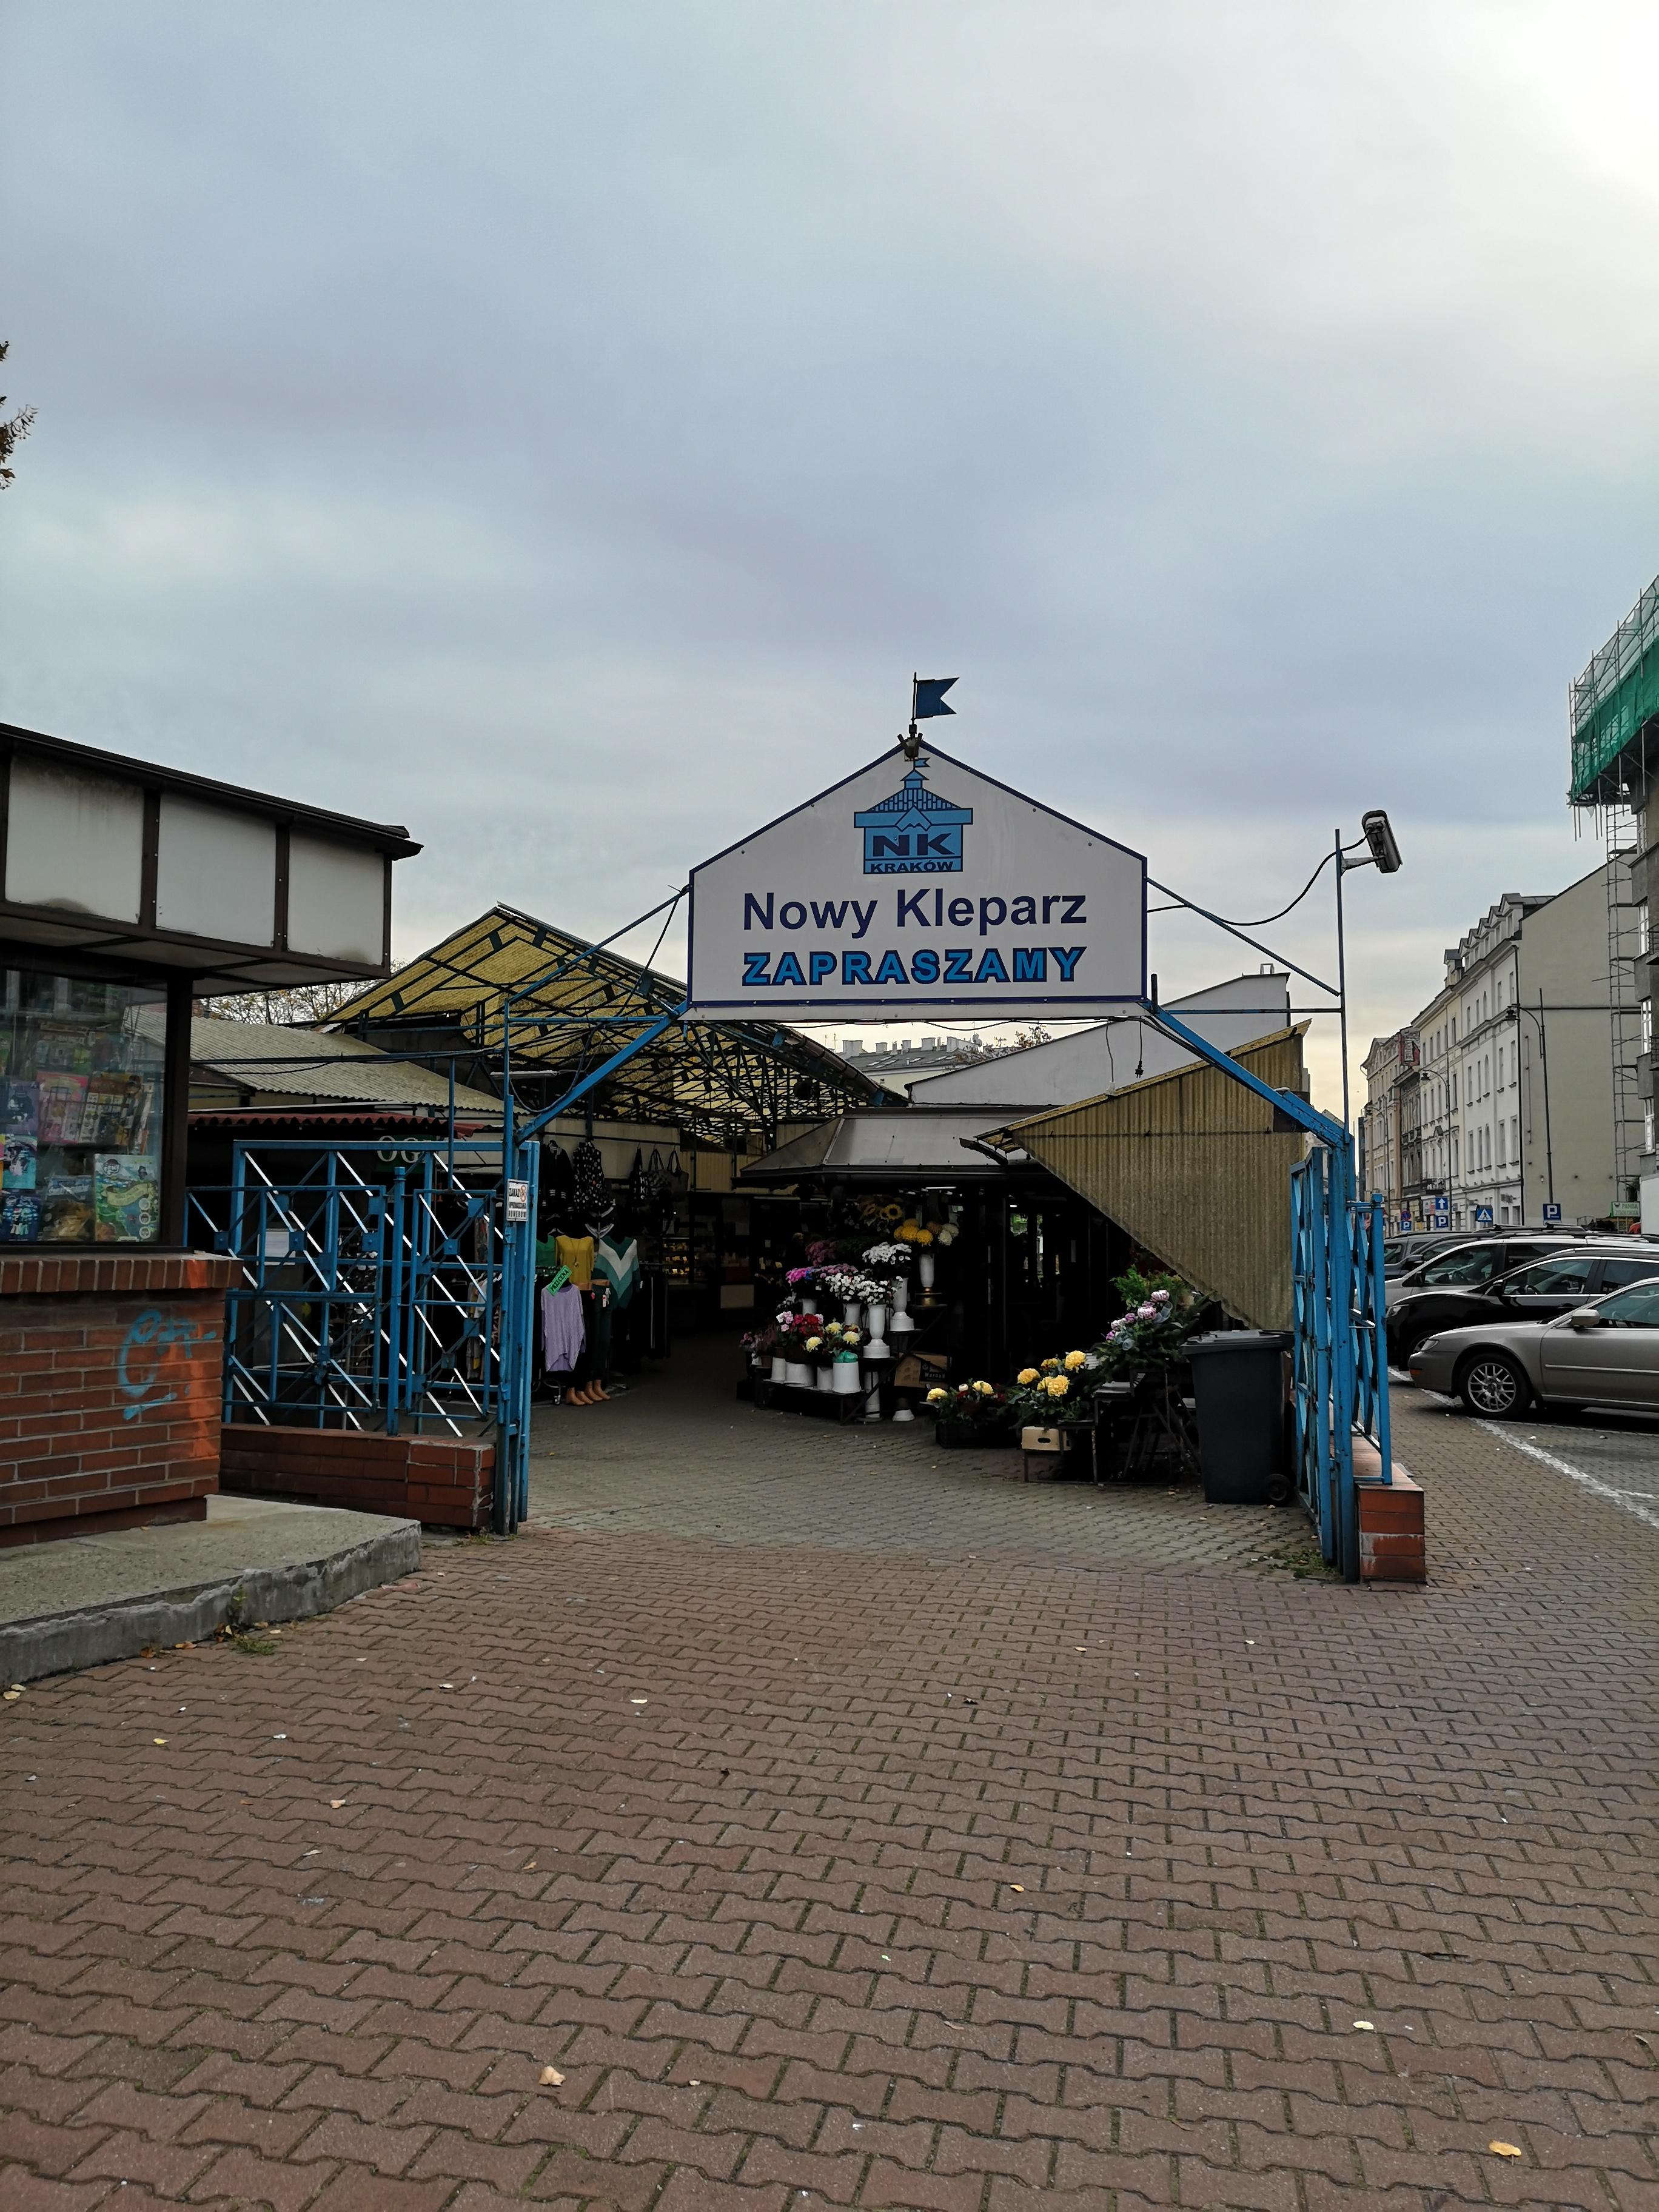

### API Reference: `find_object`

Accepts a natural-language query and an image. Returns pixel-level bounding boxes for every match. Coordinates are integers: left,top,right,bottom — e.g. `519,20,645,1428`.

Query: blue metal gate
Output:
189,1138,540,1533
1290,1146,1390,1577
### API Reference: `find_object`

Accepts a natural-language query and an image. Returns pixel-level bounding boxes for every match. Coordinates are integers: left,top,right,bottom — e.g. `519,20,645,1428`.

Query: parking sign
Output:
1542,1201,1562,1222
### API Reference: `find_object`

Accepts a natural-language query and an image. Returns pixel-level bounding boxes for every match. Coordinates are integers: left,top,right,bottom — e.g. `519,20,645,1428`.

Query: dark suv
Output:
1387,1241,1659,1367
1381,1230,1477,1279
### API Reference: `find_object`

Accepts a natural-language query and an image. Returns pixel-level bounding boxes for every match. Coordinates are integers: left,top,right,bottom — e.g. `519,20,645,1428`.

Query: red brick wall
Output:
0,1253,238,1548
1355,1465,1426,1582
219,1425,494,1532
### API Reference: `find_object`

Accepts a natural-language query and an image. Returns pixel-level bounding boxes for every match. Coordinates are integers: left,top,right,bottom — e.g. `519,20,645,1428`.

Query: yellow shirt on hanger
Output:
554,1234,595,1288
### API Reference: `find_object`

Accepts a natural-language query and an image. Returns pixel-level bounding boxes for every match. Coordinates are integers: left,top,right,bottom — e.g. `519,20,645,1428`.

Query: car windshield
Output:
1591,1281,1659,1327
1498,1255,1597,1295
1411,1244,1501,1286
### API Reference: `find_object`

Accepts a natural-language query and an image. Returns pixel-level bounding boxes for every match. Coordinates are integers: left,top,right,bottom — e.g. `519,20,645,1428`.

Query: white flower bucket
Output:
785,1361,813,1388
816,1365,834,1392
831,1359,862,1395
800,1296,819,1315
891,1406,915,1423
769,1356,788,1384
842,1299,862,1327
864,1304,890,1356
917,1255,936,1289
863,1379,883,1420
891,1278,910,1315
889,1307,916,1335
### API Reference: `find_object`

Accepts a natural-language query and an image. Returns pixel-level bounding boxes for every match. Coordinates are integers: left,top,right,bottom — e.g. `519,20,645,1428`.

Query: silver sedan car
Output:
1409,1275,1659,1417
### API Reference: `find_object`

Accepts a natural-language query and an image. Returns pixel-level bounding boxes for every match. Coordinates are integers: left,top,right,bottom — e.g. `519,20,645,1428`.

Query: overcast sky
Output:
4,2,1658,1106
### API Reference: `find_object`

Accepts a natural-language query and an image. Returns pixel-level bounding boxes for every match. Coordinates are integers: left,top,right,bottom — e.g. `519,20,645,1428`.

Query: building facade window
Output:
1644,997,1654,1056
1,965,167,1244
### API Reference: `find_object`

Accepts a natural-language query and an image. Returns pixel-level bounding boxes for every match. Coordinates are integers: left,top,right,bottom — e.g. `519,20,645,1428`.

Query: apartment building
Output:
1365,863,1632,1231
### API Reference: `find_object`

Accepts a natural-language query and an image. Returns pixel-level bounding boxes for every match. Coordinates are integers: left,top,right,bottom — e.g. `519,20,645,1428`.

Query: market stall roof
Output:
742,1106,1027,1185
327,903,880,1145
138,1011,505,1114
994,1025,1310,1330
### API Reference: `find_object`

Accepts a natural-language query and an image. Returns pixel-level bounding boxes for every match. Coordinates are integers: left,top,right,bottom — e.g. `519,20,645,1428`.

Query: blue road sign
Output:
1475,1205,1493,1225
1542,1201,1562,1222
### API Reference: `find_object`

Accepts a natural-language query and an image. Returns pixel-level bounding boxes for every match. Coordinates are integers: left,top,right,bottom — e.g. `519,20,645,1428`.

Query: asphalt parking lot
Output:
1395,1367,1659,1531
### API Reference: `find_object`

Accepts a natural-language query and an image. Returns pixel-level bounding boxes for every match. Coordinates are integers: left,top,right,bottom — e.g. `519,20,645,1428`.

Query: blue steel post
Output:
1369,1193,1392,1485
226,1145,249,1431
1328,1134,1359,1581
386,1167,406,1438
1309,1151,1335,1563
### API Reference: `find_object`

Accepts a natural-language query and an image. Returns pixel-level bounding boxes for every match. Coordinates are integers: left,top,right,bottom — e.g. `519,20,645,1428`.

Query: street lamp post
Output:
1338,808,1404,1141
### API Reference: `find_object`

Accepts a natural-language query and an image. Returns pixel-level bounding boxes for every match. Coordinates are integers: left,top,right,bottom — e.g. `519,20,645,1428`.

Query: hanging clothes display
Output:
585,1281,613,1380
595,1233,639,1310
540,1283,586,1373
541,1140,577,1210
554,1232,595,1288
572,1138,611,1230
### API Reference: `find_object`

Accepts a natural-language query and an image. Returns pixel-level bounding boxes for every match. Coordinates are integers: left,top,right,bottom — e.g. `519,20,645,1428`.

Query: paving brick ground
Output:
1,1344,1655,2210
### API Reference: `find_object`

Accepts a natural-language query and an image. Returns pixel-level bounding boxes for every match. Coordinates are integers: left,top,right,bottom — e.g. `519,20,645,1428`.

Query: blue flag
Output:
912,675,957,720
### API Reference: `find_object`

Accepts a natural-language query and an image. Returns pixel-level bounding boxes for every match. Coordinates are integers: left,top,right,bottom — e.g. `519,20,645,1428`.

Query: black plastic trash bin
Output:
1185,1331,1293,1504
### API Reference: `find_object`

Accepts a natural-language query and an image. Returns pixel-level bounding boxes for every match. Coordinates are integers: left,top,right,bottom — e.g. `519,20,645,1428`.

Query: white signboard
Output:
686,747,1147,1021
504,1179,531,1224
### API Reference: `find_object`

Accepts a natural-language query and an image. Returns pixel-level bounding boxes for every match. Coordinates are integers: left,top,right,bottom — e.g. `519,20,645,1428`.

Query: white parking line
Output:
1475,1423,1659,1535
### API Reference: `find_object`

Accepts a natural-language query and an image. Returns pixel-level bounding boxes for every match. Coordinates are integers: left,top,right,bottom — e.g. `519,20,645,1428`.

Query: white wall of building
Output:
907,971,1292,1109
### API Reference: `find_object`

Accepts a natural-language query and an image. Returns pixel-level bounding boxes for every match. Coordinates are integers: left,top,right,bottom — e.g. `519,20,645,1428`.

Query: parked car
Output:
1384,1230,1595,1319
1385,1241,1659,1366
1409,1275,1659,1416
1380,1231,1477,1280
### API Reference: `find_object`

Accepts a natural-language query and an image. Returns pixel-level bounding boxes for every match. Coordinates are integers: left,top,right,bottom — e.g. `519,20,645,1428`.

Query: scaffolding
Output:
1569,575,1655,1205
1570,573,1659,808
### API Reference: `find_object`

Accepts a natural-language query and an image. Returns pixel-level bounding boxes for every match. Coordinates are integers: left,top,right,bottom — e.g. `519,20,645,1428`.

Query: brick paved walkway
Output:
2,1346,1655,2211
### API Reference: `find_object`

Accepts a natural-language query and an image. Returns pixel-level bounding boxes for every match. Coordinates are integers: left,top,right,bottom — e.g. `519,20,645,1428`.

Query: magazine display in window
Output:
0,971,165,1245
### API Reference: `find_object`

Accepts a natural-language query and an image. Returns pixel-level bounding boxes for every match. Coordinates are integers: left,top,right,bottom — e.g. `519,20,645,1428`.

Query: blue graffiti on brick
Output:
118,1308,219,1421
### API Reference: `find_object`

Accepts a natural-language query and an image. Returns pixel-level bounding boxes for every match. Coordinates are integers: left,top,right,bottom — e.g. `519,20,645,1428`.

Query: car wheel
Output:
1457,1352,1532,1419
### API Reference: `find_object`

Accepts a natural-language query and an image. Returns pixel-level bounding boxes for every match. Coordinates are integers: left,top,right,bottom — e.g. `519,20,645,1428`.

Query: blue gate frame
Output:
1151,1005,1389,1580
189,1136,541,1535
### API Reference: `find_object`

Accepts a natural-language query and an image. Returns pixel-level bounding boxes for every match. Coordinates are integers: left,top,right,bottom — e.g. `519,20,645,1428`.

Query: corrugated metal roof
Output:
324,903,878,1144
997,1027,1309,1329
136,1010,503,1113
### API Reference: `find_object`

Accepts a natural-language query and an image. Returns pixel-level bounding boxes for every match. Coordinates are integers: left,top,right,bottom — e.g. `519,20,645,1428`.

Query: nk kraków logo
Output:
853,767,973,876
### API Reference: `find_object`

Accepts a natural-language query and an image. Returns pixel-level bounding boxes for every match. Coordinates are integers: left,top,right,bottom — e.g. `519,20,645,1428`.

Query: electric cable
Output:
1147,848,1339,928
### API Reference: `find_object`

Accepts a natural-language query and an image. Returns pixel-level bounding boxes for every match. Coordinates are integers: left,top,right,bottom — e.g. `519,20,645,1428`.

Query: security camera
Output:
1360,809,1402,873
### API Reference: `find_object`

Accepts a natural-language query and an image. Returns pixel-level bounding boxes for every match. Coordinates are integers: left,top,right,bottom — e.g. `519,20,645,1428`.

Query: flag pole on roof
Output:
900,673,957,761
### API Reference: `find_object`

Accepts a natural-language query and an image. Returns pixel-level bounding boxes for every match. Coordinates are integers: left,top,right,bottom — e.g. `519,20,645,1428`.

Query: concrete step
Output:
0,1493,421,1683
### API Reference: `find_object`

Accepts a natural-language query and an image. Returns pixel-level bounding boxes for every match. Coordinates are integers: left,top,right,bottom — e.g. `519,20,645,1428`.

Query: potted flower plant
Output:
1094,1269,1199,1375
742,1320,781,1373
1005,1352,1098,1433
926,1379,1014,1447
776,1312,820,1387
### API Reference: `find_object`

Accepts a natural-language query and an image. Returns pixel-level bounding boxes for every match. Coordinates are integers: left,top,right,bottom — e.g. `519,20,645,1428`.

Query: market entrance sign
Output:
686,747,1146,1021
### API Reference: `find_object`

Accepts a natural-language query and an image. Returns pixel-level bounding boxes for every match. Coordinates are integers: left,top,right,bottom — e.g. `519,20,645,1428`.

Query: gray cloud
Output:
2,1,1656,1100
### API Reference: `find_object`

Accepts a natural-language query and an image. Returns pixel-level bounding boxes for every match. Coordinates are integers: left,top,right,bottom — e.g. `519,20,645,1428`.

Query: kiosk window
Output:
0,967,166,1245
